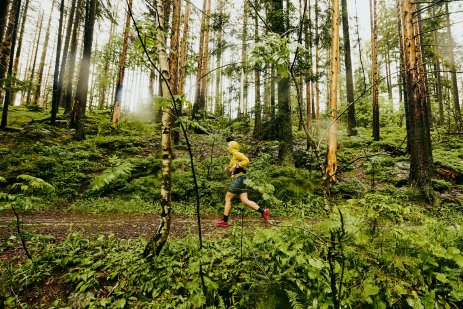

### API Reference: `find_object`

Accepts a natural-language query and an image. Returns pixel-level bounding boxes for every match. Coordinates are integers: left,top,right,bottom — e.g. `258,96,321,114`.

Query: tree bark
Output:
341,0,357,136
192,0,208,118
397,0,433,201
170,0,181,144
57,0,77,109
11,0,29,104
214,0,223,116
73,0,96,140
253,6,262,137
32,0,55,106
178,0,190,97
144,0,174,257
65,0,83,116
445,2,461,128
0,0,10,44
370,0,380,141
325,0,340,183
111,0,133,126
0,0,21,129
25,12,43,106
269,0,293,165
51,0,66,124
200,0,211,114
432,7,444,125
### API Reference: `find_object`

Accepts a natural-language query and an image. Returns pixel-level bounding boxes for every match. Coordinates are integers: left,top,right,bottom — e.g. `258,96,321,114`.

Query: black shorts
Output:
227,175,247,194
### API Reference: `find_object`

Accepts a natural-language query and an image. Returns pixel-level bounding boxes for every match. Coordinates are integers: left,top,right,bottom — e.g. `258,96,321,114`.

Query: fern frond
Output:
90,162,134,192
14,175,55,194
286,289,304,309
0,176,6,183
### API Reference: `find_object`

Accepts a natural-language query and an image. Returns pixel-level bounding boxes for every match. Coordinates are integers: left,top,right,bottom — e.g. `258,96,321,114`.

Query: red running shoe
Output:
214,219,229,228
263,208,270,222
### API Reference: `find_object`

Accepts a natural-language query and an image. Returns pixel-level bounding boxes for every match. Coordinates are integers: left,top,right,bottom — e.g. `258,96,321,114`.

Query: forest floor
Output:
0,209,280,261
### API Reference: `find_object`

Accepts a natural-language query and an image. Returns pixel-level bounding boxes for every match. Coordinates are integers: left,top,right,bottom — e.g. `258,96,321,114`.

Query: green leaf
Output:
435,273,448,283
363,282,380,297
113,298,127,308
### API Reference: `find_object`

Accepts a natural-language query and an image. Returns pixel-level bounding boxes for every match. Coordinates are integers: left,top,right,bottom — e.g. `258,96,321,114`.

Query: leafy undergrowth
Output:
1,198,463,308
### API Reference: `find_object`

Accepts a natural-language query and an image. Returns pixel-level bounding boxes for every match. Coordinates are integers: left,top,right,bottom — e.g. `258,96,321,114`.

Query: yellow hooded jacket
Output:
227,141,249,178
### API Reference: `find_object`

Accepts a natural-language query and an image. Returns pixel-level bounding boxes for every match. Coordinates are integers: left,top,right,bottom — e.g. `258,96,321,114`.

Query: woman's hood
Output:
228,141,240,154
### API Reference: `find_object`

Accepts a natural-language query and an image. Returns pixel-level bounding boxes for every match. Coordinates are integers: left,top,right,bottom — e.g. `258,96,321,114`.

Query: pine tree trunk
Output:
0,0,17,102
65,0,83,116
240,1,248,116
269,0,293,165
25,13,43,106
0,0,10,44
170,0,181,144
32,0,55,106
341,0,357,136
370,0,380,141
214,0,223,116
397,0,433,202
200,0,211,114
0,0,21,128
51,0,66,124
144,0,174,257
445,2,461,128
111,0,132,125
304,0,312,140
11,0,29,104
253,8,262,137
178,0,190,96
73,0,96,140
58,0,77,109
432,7,444,125
192,0,207,118
325,0,340,183
314,0,320,136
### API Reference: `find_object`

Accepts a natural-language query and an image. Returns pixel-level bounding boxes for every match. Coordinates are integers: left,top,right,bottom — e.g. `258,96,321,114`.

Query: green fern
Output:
0,176,6,183
286,290,304,309
90,160,134,192
11,174,55,194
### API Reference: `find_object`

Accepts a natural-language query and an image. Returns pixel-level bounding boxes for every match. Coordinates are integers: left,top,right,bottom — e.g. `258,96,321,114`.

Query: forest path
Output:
0,210,278,260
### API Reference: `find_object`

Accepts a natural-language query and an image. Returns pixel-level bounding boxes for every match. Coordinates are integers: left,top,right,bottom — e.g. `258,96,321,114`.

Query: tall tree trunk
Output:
325,0,340,184
144,0,174,257
73,0,96,140
0,0,21,128
192,0,207,118
432,7,444,125
170,0,181,144
32,0,55,106
269,0,293,165
444,2,461,128
0,0,10,44
51,0,66,124
11,0,29,104
178,0,190,96
304,0,312,141
253,6,262,137
0,0,16,102
397,0,433,201
214,0,223,116
58,0,77,108
240,1,249,116
341,0,356,136
65,0,83,116
314,0,320,136
25,12,43,106
200,0,211,114
370,0,380,141
111,0,133,126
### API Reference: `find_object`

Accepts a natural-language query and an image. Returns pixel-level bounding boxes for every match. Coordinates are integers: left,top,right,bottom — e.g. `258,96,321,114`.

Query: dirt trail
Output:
0,210,272,260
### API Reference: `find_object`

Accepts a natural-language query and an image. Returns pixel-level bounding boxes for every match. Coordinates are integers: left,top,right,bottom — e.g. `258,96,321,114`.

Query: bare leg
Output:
224,191,235,216
239,192,259,211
